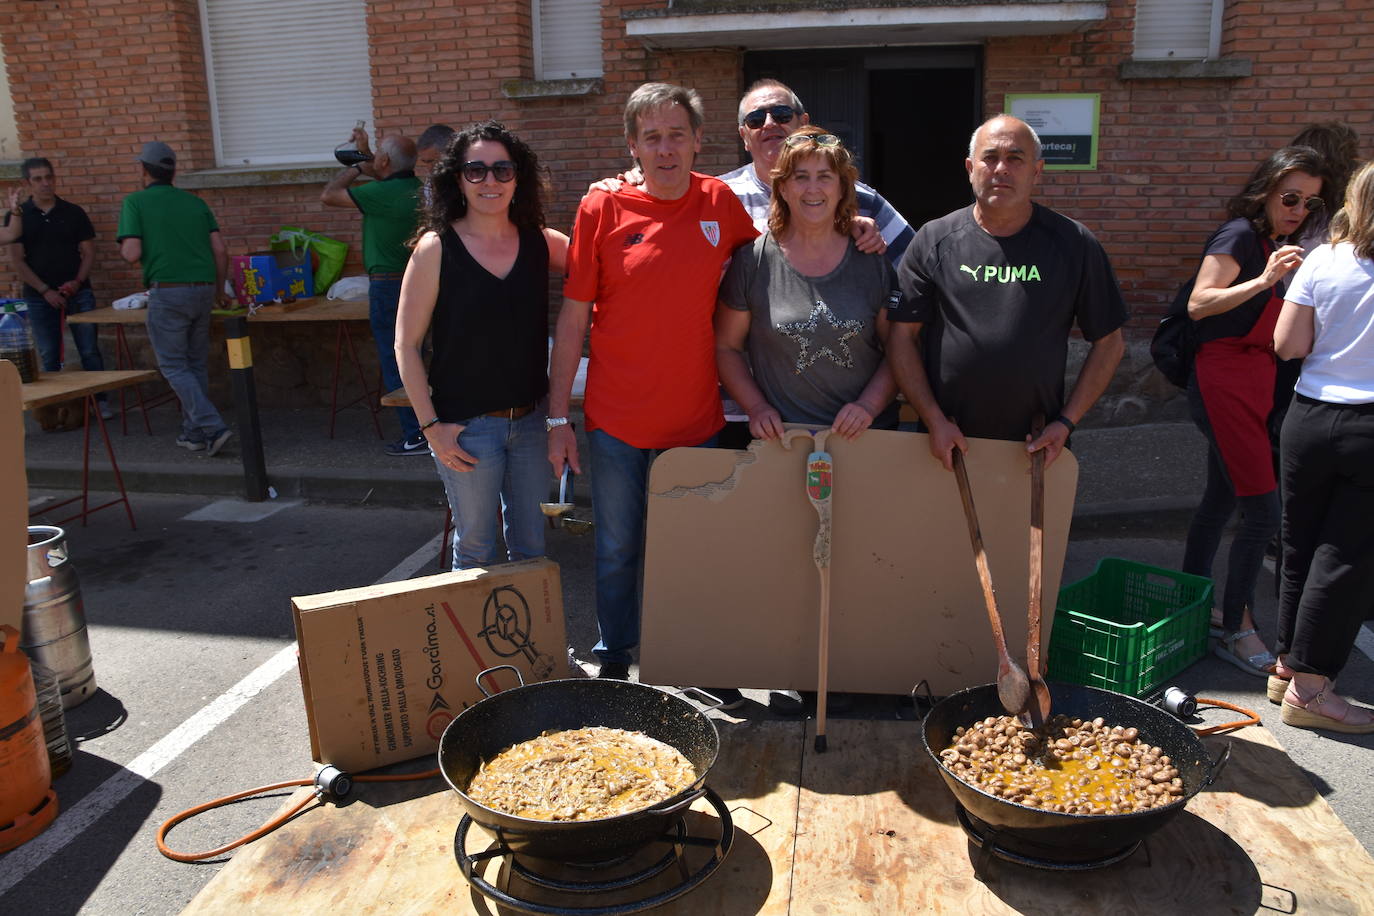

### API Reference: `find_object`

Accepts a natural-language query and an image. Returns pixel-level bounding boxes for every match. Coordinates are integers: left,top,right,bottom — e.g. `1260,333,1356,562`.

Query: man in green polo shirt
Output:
117,141,233,457
322,128,423,456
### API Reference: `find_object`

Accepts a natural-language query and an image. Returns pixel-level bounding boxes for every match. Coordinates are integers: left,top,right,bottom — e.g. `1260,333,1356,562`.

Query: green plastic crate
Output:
1047,558,1213,697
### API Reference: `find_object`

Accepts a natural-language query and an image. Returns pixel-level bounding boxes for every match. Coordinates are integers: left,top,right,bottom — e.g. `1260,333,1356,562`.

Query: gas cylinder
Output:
1,624,59,854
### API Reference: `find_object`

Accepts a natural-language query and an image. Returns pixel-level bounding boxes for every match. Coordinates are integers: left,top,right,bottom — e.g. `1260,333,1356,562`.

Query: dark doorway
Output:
868,67,979,230
744,47,981,232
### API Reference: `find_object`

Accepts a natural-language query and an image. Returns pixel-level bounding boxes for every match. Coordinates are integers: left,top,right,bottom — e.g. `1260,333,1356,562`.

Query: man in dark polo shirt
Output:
321,127,423,456
116,141,233,457
9,157,112,417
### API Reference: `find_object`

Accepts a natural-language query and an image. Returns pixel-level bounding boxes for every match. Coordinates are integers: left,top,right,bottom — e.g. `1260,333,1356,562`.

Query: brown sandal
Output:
1281,681,1374,734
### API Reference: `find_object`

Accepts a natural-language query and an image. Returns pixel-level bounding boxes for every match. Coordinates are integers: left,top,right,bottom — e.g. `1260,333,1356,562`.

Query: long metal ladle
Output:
540,466,574,519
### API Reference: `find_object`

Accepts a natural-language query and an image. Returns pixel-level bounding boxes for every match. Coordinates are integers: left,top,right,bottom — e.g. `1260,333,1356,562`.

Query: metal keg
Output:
23,526,97,709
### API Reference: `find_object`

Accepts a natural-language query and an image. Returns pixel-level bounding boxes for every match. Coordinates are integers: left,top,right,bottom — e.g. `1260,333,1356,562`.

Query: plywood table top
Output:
20,369,160,410
180,717,1373,915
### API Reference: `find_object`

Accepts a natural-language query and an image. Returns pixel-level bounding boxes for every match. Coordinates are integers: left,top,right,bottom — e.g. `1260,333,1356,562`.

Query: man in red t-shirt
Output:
548,82,757,680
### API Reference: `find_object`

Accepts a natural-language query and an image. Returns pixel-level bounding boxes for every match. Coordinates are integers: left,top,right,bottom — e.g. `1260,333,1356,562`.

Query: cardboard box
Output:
293,558,567,772
231,249,313,306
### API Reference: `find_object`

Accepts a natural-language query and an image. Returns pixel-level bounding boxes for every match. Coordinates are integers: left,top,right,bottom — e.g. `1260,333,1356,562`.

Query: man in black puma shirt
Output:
887,115,1127,469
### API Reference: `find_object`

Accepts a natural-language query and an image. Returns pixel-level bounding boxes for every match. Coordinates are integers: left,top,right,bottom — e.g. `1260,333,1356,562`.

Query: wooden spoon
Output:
1025,422,1052,729
952,449,1030,716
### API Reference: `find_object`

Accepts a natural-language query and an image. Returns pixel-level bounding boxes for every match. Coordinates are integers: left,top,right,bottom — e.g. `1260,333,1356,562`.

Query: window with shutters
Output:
533,0,603,80
1133,0,1225,60
198,0,374,167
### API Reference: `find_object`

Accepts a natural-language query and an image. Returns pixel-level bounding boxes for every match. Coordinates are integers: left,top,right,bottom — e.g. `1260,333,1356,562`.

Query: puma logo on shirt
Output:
959,263,1043,283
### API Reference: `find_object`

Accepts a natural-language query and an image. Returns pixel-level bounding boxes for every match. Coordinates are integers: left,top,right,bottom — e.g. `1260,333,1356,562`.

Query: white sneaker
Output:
98,402,116,421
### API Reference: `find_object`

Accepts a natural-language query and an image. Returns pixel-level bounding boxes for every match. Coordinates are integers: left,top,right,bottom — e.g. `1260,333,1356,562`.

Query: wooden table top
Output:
67,297,368,325
20,369,160,410
180,718,1374,915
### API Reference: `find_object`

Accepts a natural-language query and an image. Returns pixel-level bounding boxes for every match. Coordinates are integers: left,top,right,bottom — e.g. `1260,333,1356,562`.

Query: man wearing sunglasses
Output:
322,127,424,456
887,115,1126,471
548,82,758,684
720,79,914,265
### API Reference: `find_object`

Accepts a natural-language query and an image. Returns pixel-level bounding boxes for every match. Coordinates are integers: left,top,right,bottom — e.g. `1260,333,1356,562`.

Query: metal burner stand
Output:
955,804,1144,876
454,786,734,915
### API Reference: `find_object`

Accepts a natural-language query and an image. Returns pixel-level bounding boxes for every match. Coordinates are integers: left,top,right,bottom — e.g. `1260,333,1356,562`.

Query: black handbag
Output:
1150,277,1198,389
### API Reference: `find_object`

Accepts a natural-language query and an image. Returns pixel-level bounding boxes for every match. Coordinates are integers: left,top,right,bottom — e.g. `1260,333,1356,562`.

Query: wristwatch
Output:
545,416,570,432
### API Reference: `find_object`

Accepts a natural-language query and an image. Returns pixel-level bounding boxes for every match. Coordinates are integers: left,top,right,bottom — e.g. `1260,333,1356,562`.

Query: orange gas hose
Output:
1190,697,1260,736
156,767,440,862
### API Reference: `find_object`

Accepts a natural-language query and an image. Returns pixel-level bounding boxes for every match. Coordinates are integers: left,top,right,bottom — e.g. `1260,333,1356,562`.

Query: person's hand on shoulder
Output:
585,167,644,198
851,216,887,256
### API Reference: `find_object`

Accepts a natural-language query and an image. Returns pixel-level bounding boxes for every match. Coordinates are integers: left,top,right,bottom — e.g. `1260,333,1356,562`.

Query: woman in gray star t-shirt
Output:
716,127,900,441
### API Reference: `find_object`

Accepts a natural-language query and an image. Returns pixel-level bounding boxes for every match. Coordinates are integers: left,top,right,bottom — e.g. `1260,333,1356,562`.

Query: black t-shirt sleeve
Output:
74,205,96,242
892,226,935,323
1072,224,1128,342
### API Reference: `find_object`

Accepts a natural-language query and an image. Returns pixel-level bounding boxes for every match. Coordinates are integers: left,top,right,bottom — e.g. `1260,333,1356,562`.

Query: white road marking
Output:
0,535,441,897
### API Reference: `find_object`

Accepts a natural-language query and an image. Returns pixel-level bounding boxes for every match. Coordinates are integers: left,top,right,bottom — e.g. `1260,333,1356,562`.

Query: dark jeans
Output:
1182,373,1281,632
368,276,419,439
588,427,718,665
1275,395,1374,678
26,290,106,399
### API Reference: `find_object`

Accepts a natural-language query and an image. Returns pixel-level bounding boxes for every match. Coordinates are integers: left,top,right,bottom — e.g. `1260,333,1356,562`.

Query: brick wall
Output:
986,0,1374,330
6,0,1372,406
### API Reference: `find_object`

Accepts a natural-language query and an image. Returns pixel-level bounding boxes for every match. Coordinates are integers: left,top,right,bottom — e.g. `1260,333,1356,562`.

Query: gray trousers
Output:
146,286,226,440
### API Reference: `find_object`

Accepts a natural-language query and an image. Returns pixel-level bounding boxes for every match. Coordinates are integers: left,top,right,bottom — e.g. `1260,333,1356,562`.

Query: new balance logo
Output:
958,263,1042,283
624,232,645,247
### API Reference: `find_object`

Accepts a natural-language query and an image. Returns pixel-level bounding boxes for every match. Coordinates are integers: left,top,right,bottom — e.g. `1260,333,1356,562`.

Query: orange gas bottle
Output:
1,623,59,853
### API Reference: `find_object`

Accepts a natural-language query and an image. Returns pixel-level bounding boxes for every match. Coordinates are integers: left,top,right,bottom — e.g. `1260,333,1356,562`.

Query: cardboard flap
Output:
640,430,1076,695
0,360,25,631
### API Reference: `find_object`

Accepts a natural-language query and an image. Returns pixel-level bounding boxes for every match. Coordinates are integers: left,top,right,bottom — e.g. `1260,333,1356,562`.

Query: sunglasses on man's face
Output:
783,133,843,150
1278,191,1324,212
461,160,517,184
742,105,796,130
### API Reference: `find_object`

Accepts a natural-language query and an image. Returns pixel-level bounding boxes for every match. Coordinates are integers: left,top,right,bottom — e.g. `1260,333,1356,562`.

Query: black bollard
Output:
223,315,269,501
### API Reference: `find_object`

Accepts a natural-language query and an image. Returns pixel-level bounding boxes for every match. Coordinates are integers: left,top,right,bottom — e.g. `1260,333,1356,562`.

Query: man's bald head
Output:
379,135,417,175
968,116,1042,162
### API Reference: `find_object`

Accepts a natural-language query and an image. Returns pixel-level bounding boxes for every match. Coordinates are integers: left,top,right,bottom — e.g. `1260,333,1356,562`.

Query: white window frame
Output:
198,0,374,167
1133,0,1225,61
533,0,603,81
0,51,18,161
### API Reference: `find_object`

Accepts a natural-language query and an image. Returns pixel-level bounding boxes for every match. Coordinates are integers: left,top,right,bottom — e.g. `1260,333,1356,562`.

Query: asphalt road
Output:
2,492,1371,915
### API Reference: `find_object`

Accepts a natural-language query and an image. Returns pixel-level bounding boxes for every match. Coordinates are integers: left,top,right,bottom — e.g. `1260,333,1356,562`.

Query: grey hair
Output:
968,115,1043,161
624,82,704,138
737,79,805,125
380,134,417,171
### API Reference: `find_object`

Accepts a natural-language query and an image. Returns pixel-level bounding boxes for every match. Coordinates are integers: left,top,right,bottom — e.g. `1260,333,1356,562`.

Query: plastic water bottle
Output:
0,300,37,382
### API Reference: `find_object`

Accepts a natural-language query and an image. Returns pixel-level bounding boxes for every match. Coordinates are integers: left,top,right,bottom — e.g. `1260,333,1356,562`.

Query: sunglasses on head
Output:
742,104,796,130
1278,191,1324,212
461,160,517,184
783,133,843,149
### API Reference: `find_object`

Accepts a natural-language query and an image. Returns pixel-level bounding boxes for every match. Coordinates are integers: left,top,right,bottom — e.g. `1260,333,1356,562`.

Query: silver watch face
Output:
545,417,569,432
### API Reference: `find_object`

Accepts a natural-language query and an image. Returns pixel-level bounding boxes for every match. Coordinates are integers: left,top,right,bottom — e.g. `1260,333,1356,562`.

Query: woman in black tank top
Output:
396,121,569,569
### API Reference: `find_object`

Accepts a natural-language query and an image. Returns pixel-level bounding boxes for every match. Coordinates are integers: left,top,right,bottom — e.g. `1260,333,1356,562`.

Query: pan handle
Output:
1202,742,1232,788
475,665,524,698
646,787,707,816
672,686,728,712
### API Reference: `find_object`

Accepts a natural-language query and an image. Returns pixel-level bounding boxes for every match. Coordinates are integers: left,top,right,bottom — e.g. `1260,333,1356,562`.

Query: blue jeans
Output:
588,427,718,665
146,286,226,440
368,277,419,439
26,290,106,385
432,410,549,569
